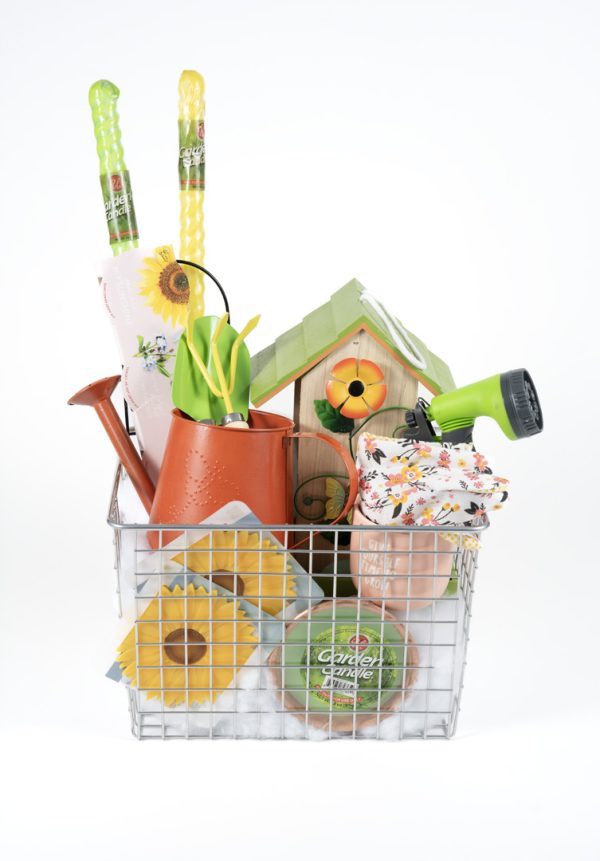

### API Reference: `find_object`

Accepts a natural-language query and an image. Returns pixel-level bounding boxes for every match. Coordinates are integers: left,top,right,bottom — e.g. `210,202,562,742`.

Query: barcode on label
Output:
321,675,358,692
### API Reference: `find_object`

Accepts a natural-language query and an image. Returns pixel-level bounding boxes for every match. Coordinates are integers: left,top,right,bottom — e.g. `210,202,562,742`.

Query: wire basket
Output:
108,466,485,740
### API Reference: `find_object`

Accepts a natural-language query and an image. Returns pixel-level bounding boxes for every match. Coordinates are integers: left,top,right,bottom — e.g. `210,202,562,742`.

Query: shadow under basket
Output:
108,465,486,740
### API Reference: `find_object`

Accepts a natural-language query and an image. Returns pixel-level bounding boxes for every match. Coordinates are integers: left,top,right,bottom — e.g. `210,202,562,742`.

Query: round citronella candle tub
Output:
349,506,455,611
268,600,418,732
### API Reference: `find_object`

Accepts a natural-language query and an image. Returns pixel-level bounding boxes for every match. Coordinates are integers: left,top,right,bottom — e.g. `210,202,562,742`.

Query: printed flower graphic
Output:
363,434,386,464
464,501,487,525
172,531,295,617
399,464,423,484
386,473,404,487
117,584,257,707
420,507,435,524
437,450,451,469
364,435,379,453
473,452,490,473
325,357,387,419
139,245,190,327
133,335,176,378
324,477,347,522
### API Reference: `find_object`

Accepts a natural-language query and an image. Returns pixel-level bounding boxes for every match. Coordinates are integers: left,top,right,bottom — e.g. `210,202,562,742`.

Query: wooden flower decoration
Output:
325,358,387,419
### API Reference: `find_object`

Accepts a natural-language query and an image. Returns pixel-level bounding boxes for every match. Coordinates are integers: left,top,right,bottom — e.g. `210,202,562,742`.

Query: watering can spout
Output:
68,375,155,514
68,374,121,407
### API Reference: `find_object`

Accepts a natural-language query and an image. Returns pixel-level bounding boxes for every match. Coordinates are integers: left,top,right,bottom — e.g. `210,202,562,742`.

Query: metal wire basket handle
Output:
177,258,230,319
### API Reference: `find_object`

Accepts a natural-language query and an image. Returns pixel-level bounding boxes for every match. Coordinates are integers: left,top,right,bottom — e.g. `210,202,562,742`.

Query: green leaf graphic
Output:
444,577,458,596
313,399,355,434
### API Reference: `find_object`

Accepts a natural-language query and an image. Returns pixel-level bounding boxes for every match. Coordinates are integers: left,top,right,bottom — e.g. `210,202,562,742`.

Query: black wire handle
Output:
177,259,230,320
126,260,230,437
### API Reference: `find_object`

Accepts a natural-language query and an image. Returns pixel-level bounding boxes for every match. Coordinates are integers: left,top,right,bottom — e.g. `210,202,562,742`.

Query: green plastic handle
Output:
428,373,516,440
89,80,139,255
172,316,252,423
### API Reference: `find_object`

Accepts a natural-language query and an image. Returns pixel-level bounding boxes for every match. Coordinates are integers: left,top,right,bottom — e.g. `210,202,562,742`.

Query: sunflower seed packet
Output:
106,502,324,683
99,245,188,482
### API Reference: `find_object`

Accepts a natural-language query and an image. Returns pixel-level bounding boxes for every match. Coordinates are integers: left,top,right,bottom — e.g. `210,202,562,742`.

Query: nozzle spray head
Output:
405,369,543,444
498,369,543,439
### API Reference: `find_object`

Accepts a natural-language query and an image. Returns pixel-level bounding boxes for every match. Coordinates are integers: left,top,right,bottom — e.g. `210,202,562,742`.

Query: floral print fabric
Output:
356,432,509,530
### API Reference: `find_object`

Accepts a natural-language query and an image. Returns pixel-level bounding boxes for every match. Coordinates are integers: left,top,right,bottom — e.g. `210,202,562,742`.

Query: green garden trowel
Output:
405,368,543,445
173,313,259,424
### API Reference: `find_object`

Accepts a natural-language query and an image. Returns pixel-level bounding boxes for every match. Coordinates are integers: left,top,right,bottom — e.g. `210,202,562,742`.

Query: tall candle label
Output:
100,171,139,246
179,119,205,190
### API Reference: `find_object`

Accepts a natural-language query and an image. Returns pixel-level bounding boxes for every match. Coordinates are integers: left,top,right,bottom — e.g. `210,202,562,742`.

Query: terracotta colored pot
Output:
349,506,455,611
148,409,358,548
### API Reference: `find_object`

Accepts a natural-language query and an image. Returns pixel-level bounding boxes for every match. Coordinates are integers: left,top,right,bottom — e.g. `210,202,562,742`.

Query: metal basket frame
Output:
108,466,486,740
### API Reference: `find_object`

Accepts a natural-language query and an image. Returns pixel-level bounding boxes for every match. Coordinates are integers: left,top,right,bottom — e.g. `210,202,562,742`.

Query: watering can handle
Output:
290,432,358,524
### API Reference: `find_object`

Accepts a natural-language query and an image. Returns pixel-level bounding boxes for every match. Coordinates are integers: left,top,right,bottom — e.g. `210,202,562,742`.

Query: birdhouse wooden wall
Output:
293,330,418,524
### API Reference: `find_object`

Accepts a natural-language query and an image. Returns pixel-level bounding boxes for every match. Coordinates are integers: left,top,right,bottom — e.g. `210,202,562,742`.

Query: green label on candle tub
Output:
302,624,400,711
100,171,139,246
276,603,412,717
179,119,205,190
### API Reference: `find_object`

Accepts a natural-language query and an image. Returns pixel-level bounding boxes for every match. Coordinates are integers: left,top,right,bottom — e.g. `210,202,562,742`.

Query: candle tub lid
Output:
268,599,419,732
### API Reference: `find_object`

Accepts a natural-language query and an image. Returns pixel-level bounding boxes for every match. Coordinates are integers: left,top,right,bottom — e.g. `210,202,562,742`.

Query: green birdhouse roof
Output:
251,278,455,405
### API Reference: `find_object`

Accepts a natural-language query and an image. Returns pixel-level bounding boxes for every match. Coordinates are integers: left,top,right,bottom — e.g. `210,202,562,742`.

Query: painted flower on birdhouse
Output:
325,357,387,419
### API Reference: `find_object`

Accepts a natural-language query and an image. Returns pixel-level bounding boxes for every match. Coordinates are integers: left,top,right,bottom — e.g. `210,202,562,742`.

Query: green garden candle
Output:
269,600,418,731
89,80,139,255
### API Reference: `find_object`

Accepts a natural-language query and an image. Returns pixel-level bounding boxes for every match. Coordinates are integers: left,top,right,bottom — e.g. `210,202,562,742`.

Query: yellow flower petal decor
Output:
138,245,190,327
329,357,361,383
324,477,346,521
326,357,387,419
117,583,257,707
172,530,295,617
439,531,481,550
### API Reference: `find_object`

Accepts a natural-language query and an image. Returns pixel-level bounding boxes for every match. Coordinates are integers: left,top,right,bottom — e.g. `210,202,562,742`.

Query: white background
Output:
1,0,599,857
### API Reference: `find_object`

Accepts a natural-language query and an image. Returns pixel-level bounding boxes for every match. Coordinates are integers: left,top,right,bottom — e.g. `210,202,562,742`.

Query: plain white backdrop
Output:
1,0,599,857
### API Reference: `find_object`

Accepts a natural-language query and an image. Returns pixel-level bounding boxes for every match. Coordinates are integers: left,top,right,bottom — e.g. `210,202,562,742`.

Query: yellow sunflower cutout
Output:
325,477,346,520
117,583,257,707
326,357,387,419
138,245,190,327
172,530,296,617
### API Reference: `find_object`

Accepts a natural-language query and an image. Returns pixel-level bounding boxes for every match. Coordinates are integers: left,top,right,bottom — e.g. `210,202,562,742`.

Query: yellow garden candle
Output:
178,70,206,323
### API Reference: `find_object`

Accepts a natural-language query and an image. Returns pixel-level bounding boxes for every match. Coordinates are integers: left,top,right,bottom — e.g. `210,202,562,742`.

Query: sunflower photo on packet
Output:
98,244,189,482
116,583,258,708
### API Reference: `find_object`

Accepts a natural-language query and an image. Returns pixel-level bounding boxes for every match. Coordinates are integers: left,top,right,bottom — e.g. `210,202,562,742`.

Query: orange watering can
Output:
68,376,358,548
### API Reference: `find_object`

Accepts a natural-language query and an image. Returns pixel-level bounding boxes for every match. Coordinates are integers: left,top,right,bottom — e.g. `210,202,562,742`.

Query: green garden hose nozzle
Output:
406,369,543,444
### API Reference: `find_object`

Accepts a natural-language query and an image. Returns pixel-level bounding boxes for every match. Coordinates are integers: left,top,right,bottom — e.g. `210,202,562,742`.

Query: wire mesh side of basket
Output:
109,465,481,740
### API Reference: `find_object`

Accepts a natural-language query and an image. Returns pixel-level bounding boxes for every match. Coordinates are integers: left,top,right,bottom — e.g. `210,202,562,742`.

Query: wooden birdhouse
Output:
251,279,454,529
